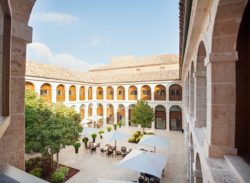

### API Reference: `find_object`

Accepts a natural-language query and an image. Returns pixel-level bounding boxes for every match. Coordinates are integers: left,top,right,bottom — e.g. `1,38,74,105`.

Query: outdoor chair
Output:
100,148,105,156
90,146,97,153
121,146,127,153
106,148,113,158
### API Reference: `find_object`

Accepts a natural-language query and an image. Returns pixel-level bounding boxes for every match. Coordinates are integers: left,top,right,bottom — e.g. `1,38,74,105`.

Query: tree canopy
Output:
25,90,82,167
131,100,154,132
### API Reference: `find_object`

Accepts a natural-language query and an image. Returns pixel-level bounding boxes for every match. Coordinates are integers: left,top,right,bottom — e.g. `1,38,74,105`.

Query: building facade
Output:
25,55,184,131
180,0,250,182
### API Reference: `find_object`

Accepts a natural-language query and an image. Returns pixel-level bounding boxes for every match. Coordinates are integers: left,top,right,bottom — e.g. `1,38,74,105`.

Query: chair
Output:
100,148,105,156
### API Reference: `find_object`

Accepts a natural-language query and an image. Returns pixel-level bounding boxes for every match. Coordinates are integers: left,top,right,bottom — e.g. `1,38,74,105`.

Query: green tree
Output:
131,100,154,132
25,90,82,171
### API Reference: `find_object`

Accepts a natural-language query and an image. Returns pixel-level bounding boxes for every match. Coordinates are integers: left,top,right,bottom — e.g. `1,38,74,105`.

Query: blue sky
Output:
27,0,179,71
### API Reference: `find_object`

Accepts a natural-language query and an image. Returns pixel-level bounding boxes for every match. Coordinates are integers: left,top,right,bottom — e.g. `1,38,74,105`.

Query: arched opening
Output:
189,62,194,118
169,84,182,101
155,105,166,130
195,41,207,128
96,87,103,100
97,103,103,116
195,154,203,183
25,82,35,91
69,85,76,101
141,85,151,100
40,83,52,102
128,85,138,100
117,104,125,125
107,104,114,124
236,1,250,163
79,86,85,101
106,86,114,100
170,105,182,131
56,84,65,102
88,87,93,100
88,103,93,118
129,104,136,127
117,86,125,100
154,85,166,100
80,104,85,119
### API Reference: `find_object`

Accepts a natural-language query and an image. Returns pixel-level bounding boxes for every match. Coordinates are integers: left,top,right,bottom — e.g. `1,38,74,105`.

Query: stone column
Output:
103,86,107,101
85,86,89,101
151,85,154,101
114,105,118,124
151,106,155,130
76,85,80,102
206,52,238,158
166,107,169,131
0,0,36,170
65,85,70,103
137,85,142,100
125,105,129,127
113,86,117,101
124,86,129,101
51,84,57,103
93,86,97,101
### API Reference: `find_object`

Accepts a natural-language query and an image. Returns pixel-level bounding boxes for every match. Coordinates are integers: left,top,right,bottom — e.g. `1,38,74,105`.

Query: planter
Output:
75,148,79,154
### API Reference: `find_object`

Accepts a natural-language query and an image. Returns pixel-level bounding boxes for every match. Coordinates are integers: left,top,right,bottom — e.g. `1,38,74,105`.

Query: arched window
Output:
117,104,125,125
154,85,166,100
169,84,182,101
88,87,93,100
80,104,85,119
169,105,182,131
79,86,85,100
96,87,103,100
106,86,114,100
56,84,65,102
128,85,137,100
117,86,125,100
155,105,166,130
40,83,52,102
141,85,151,100
25,82,35,91
69,85,76,101
107,104,114,124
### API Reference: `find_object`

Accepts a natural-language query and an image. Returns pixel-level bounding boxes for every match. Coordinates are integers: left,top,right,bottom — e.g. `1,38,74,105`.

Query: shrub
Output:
117,121,122,128
91,133,97,143
146,132,155,135
113,124,117,130
107,126,112,132
30,167,42,178
58,166,69,176
133,131,141,138
128,137,136,143
98,130,104,134
51,170,64,183
25,160,33,172
73,142,81,154
82,137,89,148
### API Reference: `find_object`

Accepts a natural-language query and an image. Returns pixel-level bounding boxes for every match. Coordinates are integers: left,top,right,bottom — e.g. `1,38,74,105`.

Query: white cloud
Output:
27,42,102,72
32,12,79,25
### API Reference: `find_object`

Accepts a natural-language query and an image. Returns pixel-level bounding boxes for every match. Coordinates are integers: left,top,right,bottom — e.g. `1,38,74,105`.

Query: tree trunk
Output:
56,152,59,169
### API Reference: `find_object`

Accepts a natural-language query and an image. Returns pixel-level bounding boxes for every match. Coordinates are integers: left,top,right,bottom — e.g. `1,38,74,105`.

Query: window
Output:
118,90,124,95
143,90,150,95
98,91,103,95
109,91,113,95
170,89,179,96
69,90,74,96
130,90,137,95
57,90,62,96
41,90,48,96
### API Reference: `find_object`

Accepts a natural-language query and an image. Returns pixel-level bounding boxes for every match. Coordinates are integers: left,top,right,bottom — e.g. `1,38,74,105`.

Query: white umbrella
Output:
81,127,99,137
103,131,129,147
138,135,170,152
97,179,133,183
117,149,167,178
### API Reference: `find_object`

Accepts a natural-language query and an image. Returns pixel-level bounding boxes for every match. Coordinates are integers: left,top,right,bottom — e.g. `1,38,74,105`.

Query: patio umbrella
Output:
103,131,129,147
117,149,167,178
138,135,170,152
97,179,133,183
81,127,99,137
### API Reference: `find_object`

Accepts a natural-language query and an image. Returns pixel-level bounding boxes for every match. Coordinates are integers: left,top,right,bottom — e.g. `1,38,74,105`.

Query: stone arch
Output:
169,105,182,131
69,85,76,101
194,41,207,128
128,85,138,100
154,85,166,100
207,0,248,157
40,83,52,102
195,153,203,183
236,1,250,163
79,86,85,101
106,86,114,100
56,84,65,102
129,104,136,127
80,104,85,119
169,84,182,101
25,82,35,91
155,105,166,130
88,87,93,100
96,86,103,100
117,104,125,125
107,103,114,124
141,85,151,100
117,86,125,100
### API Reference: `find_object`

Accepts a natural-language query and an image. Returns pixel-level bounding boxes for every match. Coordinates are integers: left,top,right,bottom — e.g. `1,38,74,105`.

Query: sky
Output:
27,0,179,71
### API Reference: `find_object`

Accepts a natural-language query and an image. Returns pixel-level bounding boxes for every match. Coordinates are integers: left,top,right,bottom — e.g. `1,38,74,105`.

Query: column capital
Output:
206,51,238,66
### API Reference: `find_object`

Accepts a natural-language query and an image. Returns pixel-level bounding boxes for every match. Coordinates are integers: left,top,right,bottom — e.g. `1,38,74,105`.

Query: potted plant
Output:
82,137,89,148
107,126,112,132
73,142,81,154
117,120,122,128
91,133,97,143
113,124,117,130
98,130,104,139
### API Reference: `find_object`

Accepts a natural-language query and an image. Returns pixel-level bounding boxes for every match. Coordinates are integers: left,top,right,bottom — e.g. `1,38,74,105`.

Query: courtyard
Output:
58,127,187,183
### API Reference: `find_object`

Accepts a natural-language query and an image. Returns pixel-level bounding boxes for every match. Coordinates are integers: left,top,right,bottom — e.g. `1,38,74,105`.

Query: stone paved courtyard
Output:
58,127,187,183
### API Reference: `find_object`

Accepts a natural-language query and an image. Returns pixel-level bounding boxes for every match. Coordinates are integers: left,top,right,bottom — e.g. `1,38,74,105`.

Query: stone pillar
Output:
65,85,70,103
103,86,107,101
125,105,129,127
165,84,169,101
103,104,107,126
137,85,141,100
166,107,169,131
76,85,80,102
113,86,117,101
114,105,118,124
0,0,36,170
189,72,195,119
125,86,129,101
51,84,57,103
206,52,238,158
93,86,97,101
85,86,89,101
151,85,154,101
